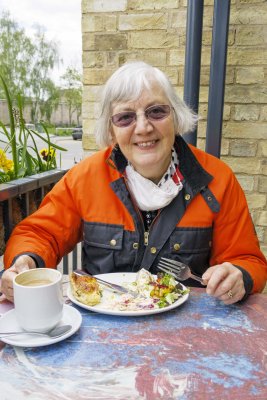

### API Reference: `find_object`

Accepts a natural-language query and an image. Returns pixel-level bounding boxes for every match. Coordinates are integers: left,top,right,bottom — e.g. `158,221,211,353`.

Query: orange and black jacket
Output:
4,136,267,295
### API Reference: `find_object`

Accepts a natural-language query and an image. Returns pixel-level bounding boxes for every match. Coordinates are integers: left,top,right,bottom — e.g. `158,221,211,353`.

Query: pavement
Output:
51,135,84,169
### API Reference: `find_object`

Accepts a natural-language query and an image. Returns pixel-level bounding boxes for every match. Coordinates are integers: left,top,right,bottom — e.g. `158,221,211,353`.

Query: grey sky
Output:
0,0,82,83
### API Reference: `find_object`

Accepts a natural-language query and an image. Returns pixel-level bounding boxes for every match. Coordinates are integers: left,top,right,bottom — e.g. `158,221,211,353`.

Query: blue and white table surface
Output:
0,277,266,400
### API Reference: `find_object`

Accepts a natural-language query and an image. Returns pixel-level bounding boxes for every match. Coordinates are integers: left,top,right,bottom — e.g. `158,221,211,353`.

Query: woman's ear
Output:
109,128,117,145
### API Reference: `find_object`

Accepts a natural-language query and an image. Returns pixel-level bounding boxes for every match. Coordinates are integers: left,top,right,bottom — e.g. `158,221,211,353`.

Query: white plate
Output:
67,272,189,316
0,304,82,348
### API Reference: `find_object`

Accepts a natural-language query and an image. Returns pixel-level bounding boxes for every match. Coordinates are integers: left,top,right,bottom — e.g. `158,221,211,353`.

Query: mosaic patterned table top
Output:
0,287,267,400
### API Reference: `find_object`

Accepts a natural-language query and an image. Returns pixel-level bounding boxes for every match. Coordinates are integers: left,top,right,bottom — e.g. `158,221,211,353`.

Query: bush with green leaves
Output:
0,76,67,183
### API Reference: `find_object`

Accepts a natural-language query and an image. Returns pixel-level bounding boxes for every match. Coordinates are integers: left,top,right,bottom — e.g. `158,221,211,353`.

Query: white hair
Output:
94,61,198,148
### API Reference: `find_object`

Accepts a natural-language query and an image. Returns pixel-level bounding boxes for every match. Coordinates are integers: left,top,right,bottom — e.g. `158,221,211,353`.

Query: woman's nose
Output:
134,114,153,134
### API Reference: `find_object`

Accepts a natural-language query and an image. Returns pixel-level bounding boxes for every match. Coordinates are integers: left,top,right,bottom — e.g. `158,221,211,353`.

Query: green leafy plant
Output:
0,75,67,183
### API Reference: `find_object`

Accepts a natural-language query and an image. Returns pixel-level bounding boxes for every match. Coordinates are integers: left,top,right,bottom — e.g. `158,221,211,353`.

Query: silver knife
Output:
73,270,138,297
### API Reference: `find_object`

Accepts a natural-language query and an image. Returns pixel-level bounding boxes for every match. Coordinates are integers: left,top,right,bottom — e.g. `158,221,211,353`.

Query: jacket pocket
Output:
170,227,212,254
82,222,129,274
168,227,213,275
84,222,123,250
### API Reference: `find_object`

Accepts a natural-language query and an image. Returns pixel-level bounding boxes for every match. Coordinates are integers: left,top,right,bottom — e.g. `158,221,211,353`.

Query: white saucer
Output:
0,304,82,348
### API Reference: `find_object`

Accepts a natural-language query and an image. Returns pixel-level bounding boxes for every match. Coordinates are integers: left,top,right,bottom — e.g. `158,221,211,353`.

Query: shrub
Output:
0,75,67,183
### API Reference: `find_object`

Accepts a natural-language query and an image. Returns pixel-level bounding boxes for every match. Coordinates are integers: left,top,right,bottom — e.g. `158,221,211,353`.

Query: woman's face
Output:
110,83,176,183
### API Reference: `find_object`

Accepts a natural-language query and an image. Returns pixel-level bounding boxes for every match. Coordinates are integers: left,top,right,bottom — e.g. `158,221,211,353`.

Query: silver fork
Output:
157,257,205,285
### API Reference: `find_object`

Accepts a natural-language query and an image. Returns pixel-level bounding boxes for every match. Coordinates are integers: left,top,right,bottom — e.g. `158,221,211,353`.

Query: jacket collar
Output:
174,135,214,195
109,135,214,195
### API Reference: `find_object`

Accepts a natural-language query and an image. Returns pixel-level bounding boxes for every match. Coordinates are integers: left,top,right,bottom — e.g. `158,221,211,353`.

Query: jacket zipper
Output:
144,231,149,246
124,176,153,247
145,211,161,245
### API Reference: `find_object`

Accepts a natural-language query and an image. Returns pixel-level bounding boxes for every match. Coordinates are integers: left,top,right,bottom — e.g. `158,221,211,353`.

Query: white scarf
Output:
126,149,183,211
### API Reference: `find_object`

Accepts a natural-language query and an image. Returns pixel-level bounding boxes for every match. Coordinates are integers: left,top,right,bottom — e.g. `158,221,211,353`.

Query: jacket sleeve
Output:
210,169,267,293
4,169,83,269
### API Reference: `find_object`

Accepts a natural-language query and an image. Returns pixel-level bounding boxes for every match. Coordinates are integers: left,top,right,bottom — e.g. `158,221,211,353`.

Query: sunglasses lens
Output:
111,112,136,127
146,105,171,121
111,105,171,127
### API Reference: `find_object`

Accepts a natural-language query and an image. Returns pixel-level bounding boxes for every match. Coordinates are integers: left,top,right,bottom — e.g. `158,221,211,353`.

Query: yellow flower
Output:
40,148,56,162
40,148,48,157
3,158,14,172
50,148,56,157
0,149,14,172
0,149,6,162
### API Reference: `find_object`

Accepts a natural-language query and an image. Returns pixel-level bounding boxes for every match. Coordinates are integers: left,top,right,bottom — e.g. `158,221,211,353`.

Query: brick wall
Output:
81,0,267,257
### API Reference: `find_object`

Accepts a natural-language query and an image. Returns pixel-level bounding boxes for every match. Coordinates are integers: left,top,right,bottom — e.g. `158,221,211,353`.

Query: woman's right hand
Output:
0,255,36,303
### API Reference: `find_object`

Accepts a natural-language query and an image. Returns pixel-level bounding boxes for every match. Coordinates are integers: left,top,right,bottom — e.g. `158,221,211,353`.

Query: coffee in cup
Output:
13,268,64,333
19,278,53,287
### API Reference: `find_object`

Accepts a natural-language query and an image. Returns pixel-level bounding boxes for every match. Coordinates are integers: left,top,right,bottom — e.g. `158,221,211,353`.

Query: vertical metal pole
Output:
36,187,45,207
63,255,69,275
21,192,30,218
72,246,78,270
183,0,204,146
3,199,13,241
205,0,231,158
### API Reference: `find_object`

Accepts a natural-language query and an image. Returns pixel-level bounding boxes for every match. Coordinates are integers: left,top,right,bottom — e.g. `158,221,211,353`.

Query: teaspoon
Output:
0,324,72,338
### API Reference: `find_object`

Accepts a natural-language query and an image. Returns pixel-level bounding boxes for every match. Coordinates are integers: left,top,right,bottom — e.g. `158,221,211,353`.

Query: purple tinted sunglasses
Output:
111,104,172,128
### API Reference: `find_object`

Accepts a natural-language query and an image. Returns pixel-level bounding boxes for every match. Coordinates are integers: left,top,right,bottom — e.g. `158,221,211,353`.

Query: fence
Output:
0,169,80,274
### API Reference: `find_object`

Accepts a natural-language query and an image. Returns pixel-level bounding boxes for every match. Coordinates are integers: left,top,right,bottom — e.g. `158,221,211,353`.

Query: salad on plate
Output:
103,268,189,312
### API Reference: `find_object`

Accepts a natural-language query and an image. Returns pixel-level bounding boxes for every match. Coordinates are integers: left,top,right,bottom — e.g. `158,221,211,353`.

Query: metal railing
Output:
0,169,79,273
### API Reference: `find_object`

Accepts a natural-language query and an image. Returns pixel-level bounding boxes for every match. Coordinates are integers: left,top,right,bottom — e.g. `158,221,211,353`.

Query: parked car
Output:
25,123,36,130
72,126,83,140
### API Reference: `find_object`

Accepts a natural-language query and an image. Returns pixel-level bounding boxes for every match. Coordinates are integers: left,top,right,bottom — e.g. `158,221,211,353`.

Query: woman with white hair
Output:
2,61,267,304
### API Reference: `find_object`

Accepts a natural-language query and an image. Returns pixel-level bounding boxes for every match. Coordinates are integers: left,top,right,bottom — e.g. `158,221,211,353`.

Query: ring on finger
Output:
227,290,233,298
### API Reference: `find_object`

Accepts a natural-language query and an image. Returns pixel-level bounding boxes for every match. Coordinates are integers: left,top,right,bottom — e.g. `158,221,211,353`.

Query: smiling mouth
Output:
135,140,158,148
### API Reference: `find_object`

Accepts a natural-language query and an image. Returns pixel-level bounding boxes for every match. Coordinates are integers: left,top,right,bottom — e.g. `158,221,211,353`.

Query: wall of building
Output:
81,0,267,256
0,99,80,126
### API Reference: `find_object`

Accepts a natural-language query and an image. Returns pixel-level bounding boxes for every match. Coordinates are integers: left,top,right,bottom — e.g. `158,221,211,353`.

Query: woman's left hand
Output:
202,262,245,304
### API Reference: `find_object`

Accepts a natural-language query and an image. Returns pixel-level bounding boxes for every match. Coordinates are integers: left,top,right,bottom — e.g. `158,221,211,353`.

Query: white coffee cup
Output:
13,268,64,333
